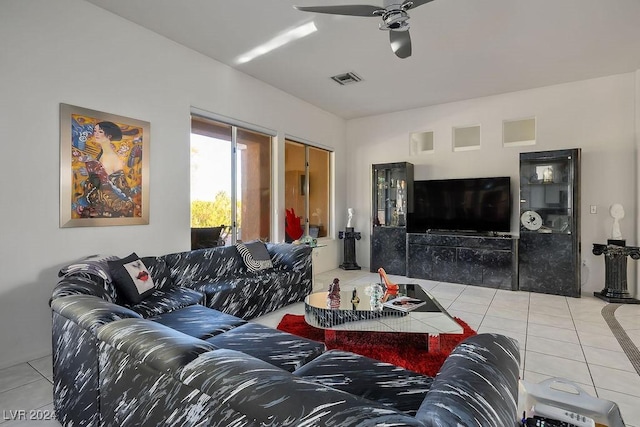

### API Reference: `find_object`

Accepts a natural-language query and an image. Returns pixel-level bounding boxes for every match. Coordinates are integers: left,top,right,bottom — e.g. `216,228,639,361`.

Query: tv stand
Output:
407,232,518,290
425,230,504,237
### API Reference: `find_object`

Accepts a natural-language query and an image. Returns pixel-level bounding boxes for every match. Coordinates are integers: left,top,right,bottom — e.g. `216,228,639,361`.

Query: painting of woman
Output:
71,117,143,219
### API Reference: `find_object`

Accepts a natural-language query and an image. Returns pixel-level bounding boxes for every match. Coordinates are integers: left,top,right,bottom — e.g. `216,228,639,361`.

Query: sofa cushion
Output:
125,286,204,318
108,253,155,303
97,318,217,373
140,256,173,290
236,240,273,272
205,322,324,372
162,246,247,288
149,305,246,340
294,350,433,416
179,349,423,426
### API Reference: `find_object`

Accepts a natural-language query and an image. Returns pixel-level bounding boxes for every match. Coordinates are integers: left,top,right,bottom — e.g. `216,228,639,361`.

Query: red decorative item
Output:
378,267,399,301
285,208,304,241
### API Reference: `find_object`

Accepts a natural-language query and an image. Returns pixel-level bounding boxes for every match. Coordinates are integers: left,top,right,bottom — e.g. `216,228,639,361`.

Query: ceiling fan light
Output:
379,10,410,31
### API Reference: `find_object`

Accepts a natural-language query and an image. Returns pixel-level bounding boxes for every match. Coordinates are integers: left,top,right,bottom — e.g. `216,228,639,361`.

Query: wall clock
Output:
521,210,542,231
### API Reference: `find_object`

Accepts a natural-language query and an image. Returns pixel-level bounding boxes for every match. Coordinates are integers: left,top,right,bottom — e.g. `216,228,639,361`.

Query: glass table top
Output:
304,283,463,335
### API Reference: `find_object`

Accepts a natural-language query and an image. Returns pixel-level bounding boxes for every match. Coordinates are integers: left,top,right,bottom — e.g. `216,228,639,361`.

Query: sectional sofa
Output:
50,242,521,426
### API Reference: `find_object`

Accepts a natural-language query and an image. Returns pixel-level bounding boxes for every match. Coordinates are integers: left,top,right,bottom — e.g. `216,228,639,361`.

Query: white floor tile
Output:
0,379,53,424
0,365,42,395
528,303,573,319
577,331,622,351
27,357,52,382
454,293,495,306
481,315,528,335
589,364,640,397
527,323,580,344
582,345,637,373
447,300,489,316
573,319,614,336
523,351,593,385
525,335,586,362
527,312,576,330
485,306,528,322
492,290,530,304
529,293,570,309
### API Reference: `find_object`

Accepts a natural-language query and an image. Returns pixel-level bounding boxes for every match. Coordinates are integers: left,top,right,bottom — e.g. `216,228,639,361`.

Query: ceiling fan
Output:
294,0,434,59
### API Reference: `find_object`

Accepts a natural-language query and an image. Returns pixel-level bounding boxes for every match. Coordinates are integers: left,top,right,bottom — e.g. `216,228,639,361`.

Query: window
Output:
285,139,331,240
191,115,272,245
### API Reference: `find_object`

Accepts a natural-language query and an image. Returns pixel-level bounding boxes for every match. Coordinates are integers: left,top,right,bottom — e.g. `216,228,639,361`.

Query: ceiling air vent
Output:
330,72,362,86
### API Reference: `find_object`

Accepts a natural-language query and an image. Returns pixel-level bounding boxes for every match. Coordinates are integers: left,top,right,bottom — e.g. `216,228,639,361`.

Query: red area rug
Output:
277,314,476,377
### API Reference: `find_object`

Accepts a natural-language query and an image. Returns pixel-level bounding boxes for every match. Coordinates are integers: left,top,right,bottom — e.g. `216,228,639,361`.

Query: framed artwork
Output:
60,103,150,227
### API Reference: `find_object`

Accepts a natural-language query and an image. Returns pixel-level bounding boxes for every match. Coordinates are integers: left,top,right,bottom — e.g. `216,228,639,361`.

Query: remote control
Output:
529,403,595,427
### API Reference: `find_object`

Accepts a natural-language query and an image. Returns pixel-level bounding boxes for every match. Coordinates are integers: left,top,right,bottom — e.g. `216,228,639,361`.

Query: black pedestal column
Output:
592,240,640,304
339,227,361,270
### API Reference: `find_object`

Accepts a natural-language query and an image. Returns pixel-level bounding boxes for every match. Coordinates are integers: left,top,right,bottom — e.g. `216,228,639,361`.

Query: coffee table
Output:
304,283,463,337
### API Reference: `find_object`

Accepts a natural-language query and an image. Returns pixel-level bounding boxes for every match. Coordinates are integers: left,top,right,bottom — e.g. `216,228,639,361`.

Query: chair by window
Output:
191,226,229,249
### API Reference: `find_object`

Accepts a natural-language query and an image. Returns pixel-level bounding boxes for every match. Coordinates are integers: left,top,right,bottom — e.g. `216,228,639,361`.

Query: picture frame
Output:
60,103,150,227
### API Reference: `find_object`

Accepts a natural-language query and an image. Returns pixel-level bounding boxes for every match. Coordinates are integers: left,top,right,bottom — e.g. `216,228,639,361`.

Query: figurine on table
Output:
327,278,341,308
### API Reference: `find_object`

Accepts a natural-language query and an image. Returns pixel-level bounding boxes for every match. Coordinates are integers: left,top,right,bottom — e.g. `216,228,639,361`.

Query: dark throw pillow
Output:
236,241,273,273
108,253,156,303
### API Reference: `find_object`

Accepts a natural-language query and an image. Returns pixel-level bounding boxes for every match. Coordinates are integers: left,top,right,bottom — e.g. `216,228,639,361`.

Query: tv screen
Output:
408,177,511,233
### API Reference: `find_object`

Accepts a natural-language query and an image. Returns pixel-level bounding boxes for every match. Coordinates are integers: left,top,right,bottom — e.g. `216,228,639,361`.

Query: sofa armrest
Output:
97,318,217,373
266,242,312,271
51,295,142,335
416,333,521,427
51,273,115,304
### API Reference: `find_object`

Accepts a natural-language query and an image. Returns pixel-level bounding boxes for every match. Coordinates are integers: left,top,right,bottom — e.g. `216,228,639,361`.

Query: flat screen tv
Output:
407,177,511,234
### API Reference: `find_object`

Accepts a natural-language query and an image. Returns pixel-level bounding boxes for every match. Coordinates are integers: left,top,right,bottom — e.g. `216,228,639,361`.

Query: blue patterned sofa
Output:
50,243,521,426
53,242,313,319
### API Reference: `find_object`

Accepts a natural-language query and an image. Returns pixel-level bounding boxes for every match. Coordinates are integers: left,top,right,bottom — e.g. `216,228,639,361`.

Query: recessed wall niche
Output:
453,125,481,151
503,117,536,147
409,130,434,155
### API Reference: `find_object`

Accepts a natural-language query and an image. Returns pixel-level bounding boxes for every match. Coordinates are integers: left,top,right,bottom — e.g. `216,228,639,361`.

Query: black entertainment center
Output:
372,152,580,295
404,176,517,290
406,232,518,290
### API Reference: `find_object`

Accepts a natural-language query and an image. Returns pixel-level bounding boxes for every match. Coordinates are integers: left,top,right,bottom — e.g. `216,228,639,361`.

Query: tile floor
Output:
2,268,639,426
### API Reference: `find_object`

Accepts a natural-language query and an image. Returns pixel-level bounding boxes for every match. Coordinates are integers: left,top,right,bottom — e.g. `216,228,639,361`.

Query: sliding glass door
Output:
285,139,331,240
191,116,272,246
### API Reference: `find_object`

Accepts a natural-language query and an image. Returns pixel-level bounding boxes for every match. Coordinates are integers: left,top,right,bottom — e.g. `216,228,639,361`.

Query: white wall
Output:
346,73,637,297
636,69,640,300
0,0,346,369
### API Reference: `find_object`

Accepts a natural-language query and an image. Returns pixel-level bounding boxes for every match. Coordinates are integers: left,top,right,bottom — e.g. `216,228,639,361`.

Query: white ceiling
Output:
85,0,640,119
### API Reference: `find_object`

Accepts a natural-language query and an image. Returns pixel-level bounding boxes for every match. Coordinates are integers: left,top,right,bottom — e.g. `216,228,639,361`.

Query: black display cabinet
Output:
518,149,581,297
370,162,413,275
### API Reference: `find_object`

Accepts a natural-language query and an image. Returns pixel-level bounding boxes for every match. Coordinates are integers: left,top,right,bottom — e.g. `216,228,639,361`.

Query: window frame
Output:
284,136,334,241
191,109,276,243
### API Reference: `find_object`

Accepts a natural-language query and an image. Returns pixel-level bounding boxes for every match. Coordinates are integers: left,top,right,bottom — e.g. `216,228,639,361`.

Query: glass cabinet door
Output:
519,151,576,234
372,162,412,227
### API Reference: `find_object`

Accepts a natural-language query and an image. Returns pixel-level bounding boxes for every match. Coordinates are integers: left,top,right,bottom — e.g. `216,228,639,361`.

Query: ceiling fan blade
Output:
390,30,411,58
402,0,434,10
294,5,382,17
